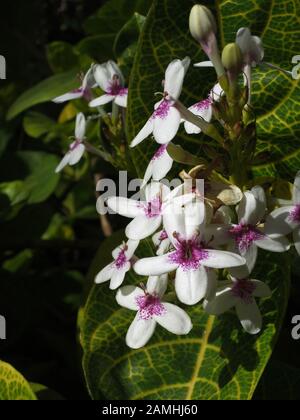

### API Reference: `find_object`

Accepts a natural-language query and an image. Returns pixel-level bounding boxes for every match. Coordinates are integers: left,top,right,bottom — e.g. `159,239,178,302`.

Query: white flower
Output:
152,230,171,256
236,28,264,67
89,61,128,108
204,267,271,335
141,145,174,188
134,199,246,305
227,186,290,272
130,58,191,147
116,275,192,349
53,66,96,103
55,113,86,173
184,97,213,135
95,240,139,290
266,171,300,256
107,182,174,241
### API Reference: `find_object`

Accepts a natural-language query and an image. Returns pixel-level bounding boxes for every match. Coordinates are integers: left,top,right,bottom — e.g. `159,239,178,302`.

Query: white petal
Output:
69,144,85,165
156,238,171,256
209,83,223,101
130,119,154,148
55,153,71,173
236,27,252,55
184,101,213,135
265,206,296,236
194,61,214,68
75,113,86,140
252,280,271,298
153,106,181,144
238,191,261,225
152,148,173,181
106,60,124,86
203,250,246,269
95,263,115,284
124,239,140,260
144,181,166,202
141,161,154,189
134,254,179,276
175,266,208,305
147,274,168,297
229,265,250,280
126,315,156,349
255,234,290,252
242,244,258,273
89,94,114,107
93,64,110,91
164,58,190,100
82,66,96,89
204,288,235,315
53,91,83,103
125,215,162,240
115,93,128,108
294,228,300,256
116,286,142,310
205,270,218,301
106,197,142,218
236,300,262,335
293,171,300,204
251,186,266,222
155,303,192,335
110,264,130,290
204,224,231,247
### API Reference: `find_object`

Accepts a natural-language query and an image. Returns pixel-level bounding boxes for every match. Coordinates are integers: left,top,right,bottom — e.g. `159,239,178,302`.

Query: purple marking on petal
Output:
229,224,265,253
152,145,167,161
231,279,256,304
71,87,83,94
168,235,209,271
114,247,128,270
140,196,162,219
118,87,128,97
152,100,171,120
192,98,212,112
289,205,300,224
159,230,168,241
69,140,82,151
106,75,127,97
136,293,166,320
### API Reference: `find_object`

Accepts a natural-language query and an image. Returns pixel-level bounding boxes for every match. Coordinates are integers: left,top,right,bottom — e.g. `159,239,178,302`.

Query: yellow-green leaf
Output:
0,361,36,400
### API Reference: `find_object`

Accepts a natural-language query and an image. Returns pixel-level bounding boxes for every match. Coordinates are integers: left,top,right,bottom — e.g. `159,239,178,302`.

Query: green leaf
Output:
127,0,300,179
167,143,207,166
23,112,56,139
7,69,79,121
81,242,290,400
46,41,79,74
0,360,37,400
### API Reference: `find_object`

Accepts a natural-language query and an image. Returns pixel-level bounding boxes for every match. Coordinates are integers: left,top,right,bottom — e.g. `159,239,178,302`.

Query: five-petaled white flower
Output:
55,113,86,173
106,182,183,241
266,171,300,256
204,267,271,335
95,240,139,290
227,186,290,272
130,57,191,148
89,60,128,108
141,145,174,188
53,66,96,103
116,275,192,349
134,199,246,305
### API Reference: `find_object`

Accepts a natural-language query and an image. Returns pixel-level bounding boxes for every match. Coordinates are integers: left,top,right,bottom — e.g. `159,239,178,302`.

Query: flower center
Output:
114,248,127,269
231,279,256,304
152,145,167,161
69,139,82,151
229,224,265,252
289,205,300,224
136,293,166,320
168,235,209,270
107,75,127,96
142,196,162,219
152,100,171,120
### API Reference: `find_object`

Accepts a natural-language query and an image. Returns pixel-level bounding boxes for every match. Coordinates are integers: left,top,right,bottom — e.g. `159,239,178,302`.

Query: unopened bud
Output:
189,5,217,43
222,43,243,74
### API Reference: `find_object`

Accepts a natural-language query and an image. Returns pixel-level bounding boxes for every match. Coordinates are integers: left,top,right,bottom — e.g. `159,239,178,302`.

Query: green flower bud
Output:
189,5,217,43
222,43,243,74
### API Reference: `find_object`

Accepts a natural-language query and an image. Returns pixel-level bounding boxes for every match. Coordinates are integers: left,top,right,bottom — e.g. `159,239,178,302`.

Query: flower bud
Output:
189,5,217,43
222,43,243,74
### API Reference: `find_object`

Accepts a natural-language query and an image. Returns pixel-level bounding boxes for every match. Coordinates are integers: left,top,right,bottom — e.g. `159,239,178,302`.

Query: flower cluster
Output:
51,4,297,349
